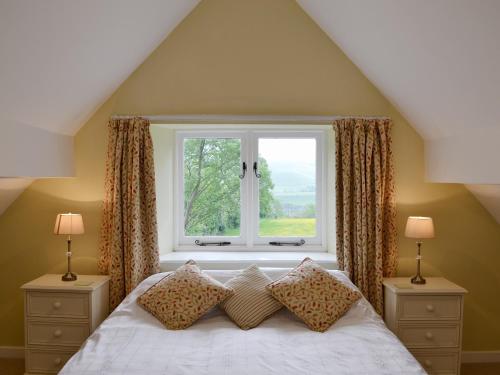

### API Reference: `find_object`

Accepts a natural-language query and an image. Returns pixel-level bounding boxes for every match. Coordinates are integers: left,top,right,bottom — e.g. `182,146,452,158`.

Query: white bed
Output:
60,269,426,375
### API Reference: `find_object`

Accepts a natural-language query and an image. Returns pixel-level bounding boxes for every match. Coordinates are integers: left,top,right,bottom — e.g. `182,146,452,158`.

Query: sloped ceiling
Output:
297,0,500,141
1,0,499,220
0,0,199,214
297,0,500,221
0,0,199,136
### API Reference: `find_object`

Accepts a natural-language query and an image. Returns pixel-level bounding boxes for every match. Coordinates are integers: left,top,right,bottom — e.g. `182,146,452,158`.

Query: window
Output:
175,128,328,251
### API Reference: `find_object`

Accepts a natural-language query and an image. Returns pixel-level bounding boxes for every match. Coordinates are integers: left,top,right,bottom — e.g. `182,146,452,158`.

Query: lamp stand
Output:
62,235,77,282
411,241,426,284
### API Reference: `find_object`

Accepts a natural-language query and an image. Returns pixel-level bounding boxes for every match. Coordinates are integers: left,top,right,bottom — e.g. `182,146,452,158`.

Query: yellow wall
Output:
1,0,499,350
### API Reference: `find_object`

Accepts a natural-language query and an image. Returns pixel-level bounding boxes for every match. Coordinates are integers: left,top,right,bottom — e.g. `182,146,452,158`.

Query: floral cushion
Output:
220,265,282,330
266,258,362,332
137,260,233,329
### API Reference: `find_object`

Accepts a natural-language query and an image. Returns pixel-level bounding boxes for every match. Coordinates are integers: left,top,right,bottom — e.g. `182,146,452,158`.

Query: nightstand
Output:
383,278,467,375
21,274,110,374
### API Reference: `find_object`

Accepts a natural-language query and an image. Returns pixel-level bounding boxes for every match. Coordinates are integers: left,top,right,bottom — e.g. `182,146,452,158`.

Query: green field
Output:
224,218,316,237
259,218,316,236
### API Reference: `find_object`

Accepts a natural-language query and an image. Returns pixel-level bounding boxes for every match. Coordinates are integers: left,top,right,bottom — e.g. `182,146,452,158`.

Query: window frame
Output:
176,130,249,247
173,125,330,252
250,131,326,247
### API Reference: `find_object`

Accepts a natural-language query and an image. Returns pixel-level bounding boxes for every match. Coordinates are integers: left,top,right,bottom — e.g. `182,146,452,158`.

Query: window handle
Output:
195,240,231,246
239,162,247,179
253,162,261,178
269,239,306,246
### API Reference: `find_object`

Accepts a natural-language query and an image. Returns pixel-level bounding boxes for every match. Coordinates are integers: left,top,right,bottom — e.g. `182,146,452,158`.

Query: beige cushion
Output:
137,260,233,330
266,257,361,332
220,265,282,330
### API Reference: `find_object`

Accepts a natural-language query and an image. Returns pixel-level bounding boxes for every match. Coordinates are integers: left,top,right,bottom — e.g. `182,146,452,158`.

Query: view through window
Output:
258,138,316,237
183,138,241,237
177,129,325,248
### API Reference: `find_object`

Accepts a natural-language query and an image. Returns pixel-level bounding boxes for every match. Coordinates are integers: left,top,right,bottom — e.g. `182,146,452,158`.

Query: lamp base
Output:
62,272,77,282
411,274,426,284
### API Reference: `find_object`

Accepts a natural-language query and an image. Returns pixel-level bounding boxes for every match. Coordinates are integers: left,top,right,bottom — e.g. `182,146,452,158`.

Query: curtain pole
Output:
109,114,390,124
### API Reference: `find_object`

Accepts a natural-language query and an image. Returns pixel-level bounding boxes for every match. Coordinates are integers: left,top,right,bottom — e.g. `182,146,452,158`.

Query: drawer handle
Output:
53,329,63,338
426,304,435,312
425,331,434,340
424,359,432,368
53,301,62,309
54,357,62,366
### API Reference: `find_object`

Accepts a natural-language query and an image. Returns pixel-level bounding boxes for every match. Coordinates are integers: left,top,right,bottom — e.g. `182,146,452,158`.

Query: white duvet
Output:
61,269,426,375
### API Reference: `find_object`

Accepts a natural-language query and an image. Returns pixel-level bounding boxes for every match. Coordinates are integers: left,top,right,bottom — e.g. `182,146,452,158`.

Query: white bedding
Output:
60,269,426,375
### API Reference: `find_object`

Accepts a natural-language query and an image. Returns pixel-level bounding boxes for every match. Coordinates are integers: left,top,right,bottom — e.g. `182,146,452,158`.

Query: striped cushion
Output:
220,265,282,330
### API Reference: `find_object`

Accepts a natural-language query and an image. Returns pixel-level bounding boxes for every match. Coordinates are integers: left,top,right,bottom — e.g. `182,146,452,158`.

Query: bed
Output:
60,268,426,375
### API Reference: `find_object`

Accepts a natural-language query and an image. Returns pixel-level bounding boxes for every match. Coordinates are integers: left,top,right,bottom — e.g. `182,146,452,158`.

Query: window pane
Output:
258,138,316,237
183,138,241,236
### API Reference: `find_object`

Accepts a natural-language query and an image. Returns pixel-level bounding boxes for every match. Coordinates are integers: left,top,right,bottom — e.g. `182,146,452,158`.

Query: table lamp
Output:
405,216,435,284
54,213,84,281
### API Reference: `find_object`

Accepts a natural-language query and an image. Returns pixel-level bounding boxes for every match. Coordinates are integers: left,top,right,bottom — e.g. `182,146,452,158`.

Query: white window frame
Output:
173,125,328,252
250,131,326,247
176,130,249,246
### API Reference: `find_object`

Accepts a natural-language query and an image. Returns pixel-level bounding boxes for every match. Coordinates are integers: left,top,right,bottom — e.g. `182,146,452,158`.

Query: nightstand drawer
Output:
398,323,460,348
27,320,90,347
26,348,75,374
411,350,459,375
27,291,89,319
22,275,110,375
398,295,461,321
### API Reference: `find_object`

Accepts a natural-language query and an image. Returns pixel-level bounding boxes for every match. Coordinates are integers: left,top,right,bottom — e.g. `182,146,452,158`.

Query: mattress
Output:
60,268,426,375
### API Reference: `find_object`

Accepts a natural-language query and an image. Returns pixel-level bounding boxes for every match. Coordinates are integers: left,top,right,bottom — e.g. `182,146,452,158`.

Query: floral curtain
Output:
98,117,160,309
333,118,397,315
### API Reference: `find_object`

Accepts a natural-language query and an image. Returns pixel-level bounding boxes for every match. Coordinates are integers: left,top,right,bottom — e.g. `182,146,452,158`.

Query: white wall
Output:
0,120,74,177
426,129,500,184
0,120,74,215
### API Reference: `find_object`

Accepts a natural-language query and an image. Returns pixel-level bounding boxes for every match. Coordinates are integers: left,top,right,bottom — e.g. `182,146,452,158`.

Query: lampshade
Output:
54,213,84,235
405,216,434,239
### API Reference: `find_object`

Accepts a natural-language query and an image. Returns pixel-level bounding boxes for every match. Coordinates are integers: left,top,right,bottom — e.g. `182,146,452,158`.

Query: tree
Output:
183,139,275,236
258,157,275,218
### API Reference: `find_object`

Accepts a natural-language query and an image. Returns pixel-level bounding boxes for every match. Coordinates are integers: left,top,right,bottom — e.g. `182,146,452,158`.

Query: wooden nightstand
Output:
383,277,467,375
21,274,110,374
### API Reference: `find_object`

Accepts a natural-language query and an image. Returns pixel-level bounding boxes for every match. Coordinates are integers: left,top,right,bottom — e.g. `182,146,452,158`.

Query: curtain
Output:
98,117,160,309
333,118,397,315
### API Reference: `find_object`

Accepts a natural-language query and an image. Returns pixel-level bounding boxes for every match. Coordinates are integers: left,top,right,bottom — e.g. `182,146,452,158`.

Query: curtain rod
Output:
109,114,390,124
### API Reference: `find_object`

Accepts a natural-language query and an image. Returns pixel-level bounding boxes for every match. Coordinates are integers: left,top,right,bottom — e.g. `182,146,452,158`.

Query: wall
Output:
0,178,33,215
0,121,73,177
0,121,74,216
426,131,500,184
1,0,499,350
466,184,500,224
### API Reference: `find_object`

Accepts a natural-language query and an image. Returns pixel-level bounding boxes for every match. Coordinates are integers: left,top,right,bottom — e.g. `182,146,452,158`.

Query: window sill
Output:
159,251,337,271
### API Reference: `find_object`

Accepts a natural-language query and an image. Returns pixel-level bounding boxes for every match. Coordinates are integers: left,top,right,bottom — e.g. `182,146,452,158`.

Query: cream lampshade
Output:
405,216,435,239
54,213,84,281
54,213,84,235
405,216,434,284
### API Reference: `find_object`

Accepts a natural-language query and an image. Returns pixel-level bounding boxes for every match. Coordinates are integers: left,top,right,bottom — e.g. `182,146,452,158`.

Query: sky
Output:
258,138,316,163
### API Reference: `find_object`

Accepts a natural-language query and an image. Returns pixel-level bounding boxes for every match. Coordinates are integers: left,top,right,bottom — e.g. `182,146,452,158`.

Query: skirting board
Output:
0,346,24,358
462,351,500,363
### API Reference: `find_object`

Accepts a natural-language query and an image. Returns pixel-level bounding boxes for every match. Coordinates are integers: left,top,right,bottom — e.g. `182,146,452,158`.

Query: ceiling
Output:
1,0,499,220
297,0,500,141
0,0,199,135
295,0,500,221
